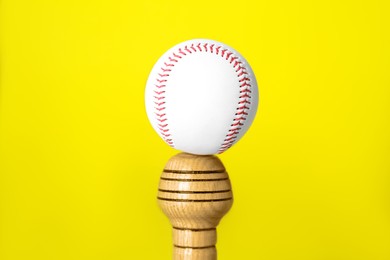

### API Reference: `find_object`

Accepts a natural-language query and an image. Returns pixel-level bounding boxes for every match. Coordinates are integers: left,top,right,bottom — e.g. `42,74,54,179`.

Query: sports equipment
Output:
145,39,259,260
145,39,259,155
157,153,232,260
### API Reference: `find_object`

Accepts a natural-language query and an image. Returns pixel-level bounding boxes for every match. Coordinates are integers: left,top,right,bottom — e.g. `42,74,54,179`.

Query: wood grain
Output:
158,153,233,260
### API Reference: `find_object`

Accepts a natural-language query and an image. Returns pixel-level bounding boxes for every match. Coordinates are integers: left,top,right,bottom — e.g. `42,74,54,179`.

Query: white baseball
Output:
145,39,259,155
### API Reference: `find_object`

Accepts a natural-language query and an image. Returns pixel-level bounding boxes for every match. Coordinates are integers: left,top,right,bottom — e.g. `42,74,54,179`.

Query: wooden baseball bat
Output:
157,152,233,260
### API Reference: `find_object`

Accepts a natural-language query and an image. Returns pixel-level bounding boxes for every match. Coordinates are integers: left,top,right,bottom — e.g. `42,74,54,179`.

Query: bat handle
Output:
172,227,217,259
157,153,233,260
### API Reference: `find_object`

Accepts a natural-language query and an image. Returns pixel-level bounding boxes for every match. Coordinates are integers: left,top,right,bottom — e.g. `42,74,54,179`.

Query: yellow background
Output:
1,0,389,259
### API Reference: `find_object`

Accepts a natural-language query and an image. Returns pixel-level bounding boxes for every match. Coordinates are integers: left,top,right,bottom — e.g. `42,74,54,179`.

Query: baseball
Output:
145,39,259,155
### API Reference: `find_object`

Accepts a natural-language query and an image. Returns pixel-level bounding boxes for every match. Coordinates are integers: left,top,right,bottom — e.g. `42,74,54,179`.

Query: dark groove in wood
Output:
160,177,229,182
164,169,226,174
159,189,231,194
174,245,216,250
157,197,233,202
173,227,216,232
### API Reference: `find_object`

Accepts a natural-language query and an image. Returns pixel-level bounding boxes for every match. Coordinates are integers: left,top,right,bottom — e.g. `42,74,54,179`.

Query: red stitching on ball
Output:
240,89,251,93
225,52,232,60
226,131,240,136
235,111,248,116
237,71,247,77
233,60,241,67
239,93,251,99
173,53,182,59
179,49,186,56
203,43,208,51
154,102,166,106
224,136,236,142
231,121,244,127
153,41,252,150
239,100,251,104
190,44,197,52
215,46,221,54
210,44,214,53
184,46,192,53
239,77,250,82
237,105,249,110
236,116,246,120
236,65,245,72
153,95,165,100
230,56,238,64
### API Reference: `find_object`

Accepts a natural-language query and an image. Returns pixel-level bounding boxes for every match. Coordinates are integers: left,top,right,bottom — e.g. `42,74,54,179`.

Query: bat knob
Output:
158,153,233,260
